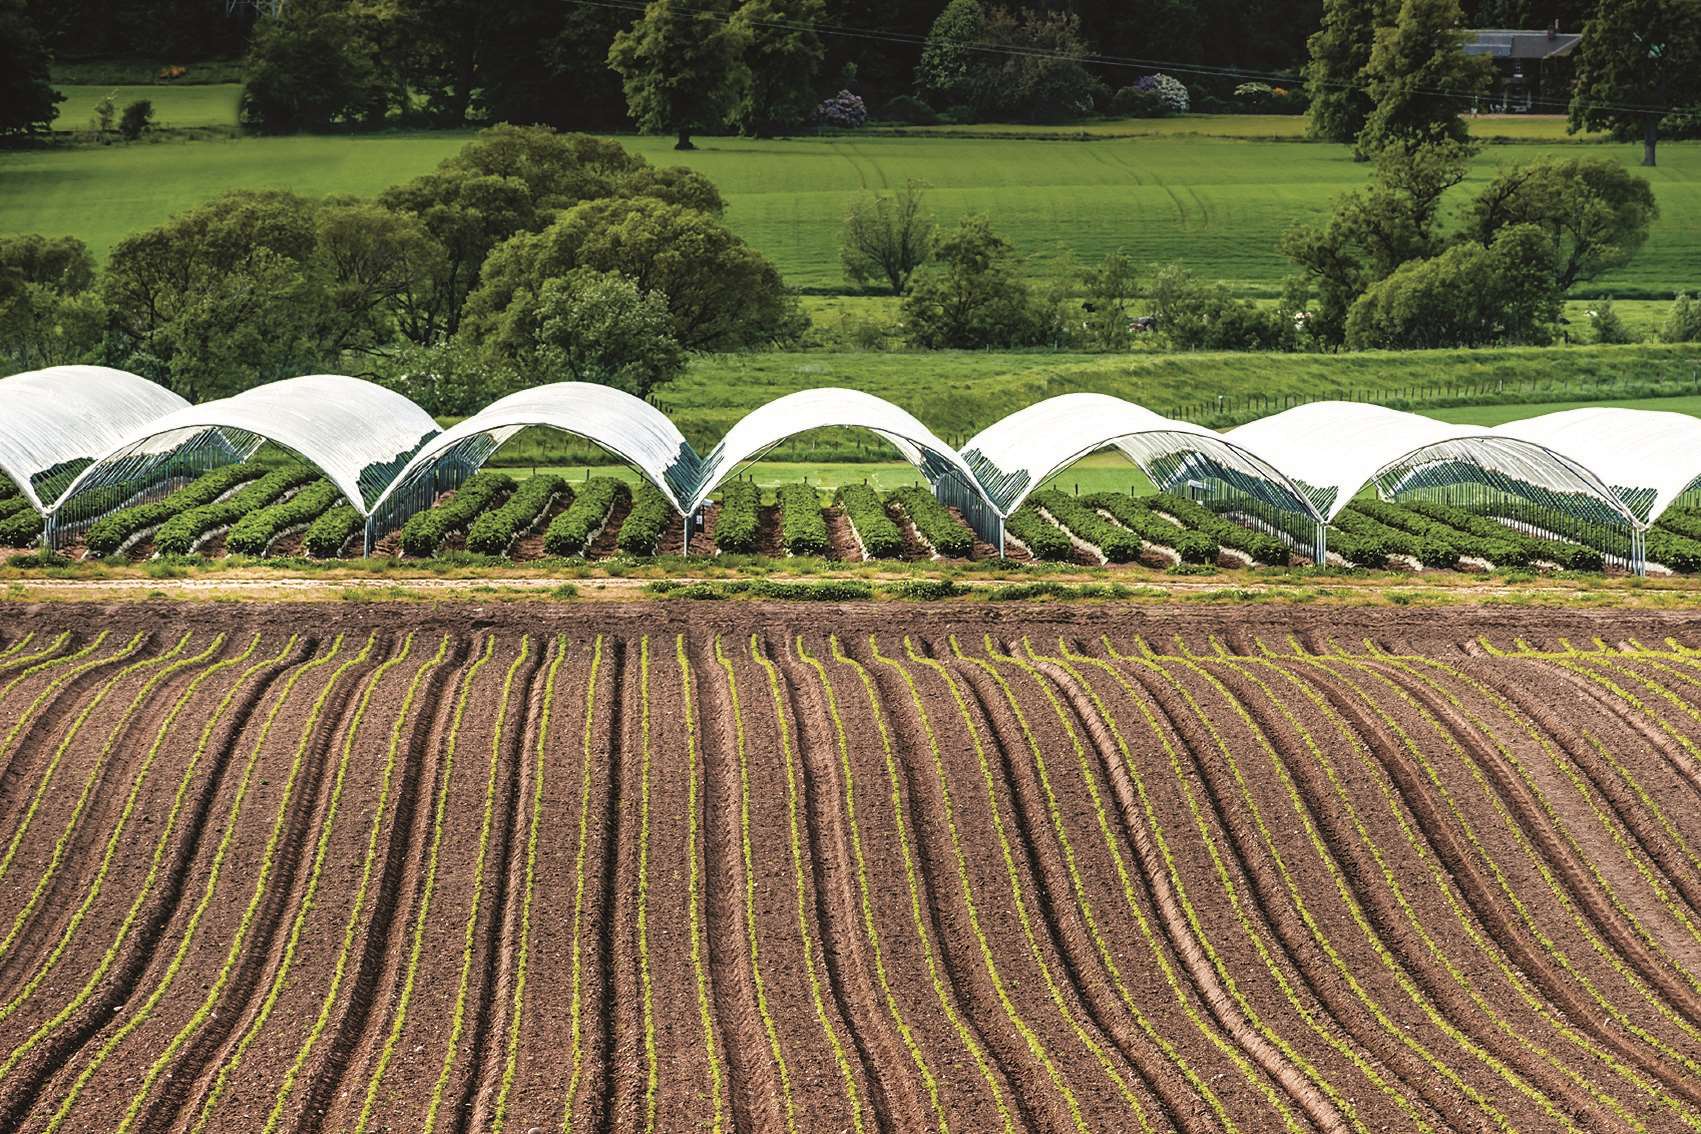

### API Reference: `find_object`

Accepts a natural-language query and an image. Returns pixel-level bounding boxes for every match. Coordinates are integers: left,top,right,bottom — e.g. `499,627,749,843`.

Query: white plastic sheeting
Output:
960,392,1319,518
1494,407,1701,524
691,387,989,510
0,366,189,512
1226,401,1636,524
51,375,439,518
373,382,701,515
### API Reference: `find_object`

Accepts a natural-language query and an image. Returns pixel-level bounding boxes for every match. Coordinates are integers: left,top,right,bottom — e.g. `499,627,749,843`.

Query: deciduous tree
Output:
1358,0,1492,153
1568,0,1701,167
481,267,685,396
731,0,825,136
841,181,934,294
1466,156,1658,291
608,0,749,149
1305,0,1391,144
902,214,1049,348
0,0,62,137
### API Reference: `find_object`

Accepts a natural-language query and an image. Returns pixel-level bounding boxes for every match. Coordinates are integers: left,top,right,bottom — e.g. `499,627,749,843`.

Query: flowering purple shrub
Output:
1134,73,1189,113
815,89,868,128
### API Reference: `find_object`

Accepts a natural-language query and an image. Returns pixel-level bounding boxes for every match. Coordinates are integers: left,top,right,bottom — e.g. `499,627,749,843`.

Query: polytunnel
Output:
1226,402,1644,568
956,392,1323,555
370,382,701,544
0,366,189,517
1493,408,1701,525
48,375,440,551
691,387,995,536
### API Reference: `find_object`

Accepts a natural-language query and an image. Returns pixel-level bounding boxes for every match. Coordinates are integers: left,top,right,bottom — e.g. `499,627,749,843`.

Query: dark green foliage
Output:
1396,498,1606,570
616,482,674,555
1358,0,1492,153
1148,492,1290,565
881,578,966,600
466,473,565,554
543,476,627,556
117,98,154,140
607,0,748,150
399,470,515,557
777,482,829,555
833,483,903,558
1568,0,1701,167
241,2,381,132
712,480,762,553
153,466,316,556
0,506,43,548
304,504,363,558
1306,0,1390,143
1340,500,1460,566
0,0,62,137
1466,158,1659,293
225,478,342,557
1032,489,1140,562
887,486,973,557
83,465,266,558
1086,492,1219,563
903,215,1051,349
1006,504,1074,561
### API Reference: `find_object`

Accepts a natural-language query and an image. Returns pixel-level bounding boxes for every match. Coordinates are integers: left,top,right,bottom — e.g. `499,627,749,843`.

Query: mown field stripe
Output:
0,633,261,1034
491,634,568,1134
911,638,1155,1132
563,635,606,1131
794,636,949,1134
873,636,1090,1134
111,633,379,1134
39,635,343,1134
833,635,1018,1133
1214,639,1673,1131
1286,645,1701,1085
712,635,802,1134
353,632,498,1134
423,636,531,1134
261,633,454,1134
751,634,871,1134
1164,637,1610,1132
0,631,211,960
186,633,422,1133
674,634,730,1134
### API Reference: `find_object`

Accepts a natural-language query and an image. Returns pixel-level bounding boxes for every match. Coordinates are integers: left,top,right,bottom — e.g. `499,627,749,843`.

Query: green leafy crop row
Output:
225,479,341,557
466,474,565,555
303,505,363,558
833,483,902,558
777,483,827,556
886,486,973,558
712,480,761,553
1031,489,1139,562
1086,492,1218,563
1005,504,1074,561
154,466,317,556
400,471,515,558
84,465,264,558
543,476,626,557
616,483,673,556
1149,493,1290,565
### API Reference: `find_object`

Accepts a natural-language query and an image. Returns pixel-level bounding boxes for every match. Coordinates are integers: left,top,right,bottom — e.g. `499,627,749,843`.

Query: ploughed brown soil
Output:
6,601,1701,1133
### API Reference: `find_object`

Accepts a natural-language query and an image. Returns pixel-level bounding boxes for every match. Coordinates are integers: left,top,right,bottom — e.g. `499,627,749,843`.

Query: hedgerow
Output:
466,474,565,555
1005,504,1074,560
616,483,673,555
303,505,363,558
84,465,264,558
887,486,973,557
713,480,761,553
399,470,514,557
1031,489,1139,562
834,483,903,558
778,483,828,555
225,479,341,557
1149,492,1289,565
153,466,317,557
542,476,627,557
1086,492,1219,563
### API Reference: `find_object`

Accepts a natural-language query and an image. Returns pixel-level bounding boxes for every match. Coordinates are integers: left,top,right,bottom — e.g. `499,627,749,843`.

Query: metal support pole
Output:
363,515,376,558
1313,521,1328,567
1633,527,1646,577
41,510,53,556
997,516,1005,559
681,511,692,557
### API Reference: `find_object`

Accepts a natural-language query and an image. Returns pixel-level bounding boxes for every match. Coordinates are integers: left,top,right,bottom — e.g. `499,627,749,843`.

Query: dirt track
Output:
2,602,1701,1133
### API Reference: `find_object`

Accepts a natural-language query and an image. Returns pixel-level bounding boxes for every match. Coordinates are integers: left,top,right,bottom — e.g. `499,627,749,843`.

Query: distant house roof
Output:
1464,28,1581,60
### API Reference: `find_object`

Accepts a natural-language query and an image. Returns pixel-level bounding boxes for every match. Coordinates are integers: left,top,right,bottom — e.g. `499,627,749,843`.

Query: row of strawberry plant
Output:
543,476,626,556
1400,499,1606,571
617,482,673,555
467,474,565,555
226,479,342,557
1032,488,1139,562
1086,492,1218,564
1006,503,1074,560
1338,503,1460,568
1148,493,1290,565
400,471,515,557
305,505,363,557
713,480,761,554
778,482,828,555
84,465,264,557
886,486,973,558
154,466,317,556
833,483,902,558
0,499,40,547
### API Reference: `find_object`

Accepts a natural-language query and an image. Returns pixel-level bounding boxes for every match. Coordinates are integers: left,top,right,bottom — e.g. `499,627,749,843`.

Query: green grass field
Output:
6,112,1695,294
53,84,242,131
